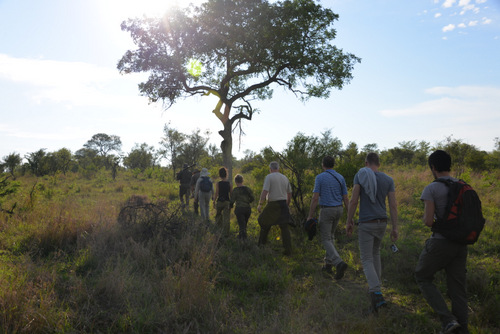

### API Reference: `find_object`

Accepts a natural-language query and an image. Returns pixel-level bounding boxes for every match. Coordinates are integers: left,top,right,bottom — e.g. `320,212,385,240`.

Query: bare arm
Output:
346,184,361,237
307,192,319,220
342,194,349,211
423,200,435,227
388,191,398,242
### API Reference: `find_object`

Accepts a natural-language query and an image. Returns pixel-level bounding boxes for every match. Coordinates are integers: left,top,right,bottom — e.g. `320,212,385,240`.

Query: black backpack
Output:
199,177,212,192
432,179,486,244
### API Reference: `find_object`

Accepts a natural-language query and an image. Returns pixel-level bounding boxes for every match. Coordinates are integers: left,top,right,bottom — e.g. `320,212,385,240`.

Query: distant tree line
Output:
1,128,498,183
0,125,222,179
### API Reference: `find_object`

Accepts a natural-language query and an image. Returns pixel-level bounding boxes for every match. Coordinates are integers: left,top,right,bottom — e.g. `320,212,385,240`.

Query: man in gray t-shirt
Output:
415,150,468,334
346,153,398,314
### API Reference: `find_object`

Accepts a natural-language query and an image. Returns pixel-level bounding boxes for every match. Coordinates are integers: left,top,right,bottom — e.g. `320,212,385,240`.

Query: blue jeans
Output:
415,238,468,331
319,206,344,266
358,221,387,293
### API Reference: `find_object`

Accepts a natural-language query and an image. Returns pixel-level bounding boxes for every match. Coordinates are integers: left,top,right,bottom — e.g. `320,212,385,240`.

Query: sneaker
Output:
334,261,348,280
370,291,387,314
440,320,460,334
322,264,333,275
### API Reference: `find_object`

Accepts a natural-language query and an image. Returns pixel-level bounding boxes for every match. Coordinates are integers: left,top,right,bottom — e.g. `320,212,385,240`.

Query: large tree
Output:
2,152,22,179
118,0,360,176
84,133,122,158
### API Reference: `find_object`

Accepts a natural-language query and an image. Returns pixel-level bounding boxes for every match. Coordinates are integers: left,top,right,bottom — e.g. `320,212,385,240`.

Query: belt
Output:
360,218,387,223
319,205,342,208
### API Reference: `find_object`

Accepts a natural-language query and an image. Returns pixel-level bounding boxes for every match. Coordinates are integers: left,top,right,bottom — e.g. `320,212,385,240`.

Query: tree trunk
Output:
219,121,233,183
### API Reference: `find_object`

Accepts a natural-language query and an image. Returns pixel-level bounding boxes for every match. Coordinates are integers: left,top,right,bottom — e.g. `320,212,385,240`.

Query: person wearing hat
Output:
307,155,349,279
194,168,214,222
176,163,192,208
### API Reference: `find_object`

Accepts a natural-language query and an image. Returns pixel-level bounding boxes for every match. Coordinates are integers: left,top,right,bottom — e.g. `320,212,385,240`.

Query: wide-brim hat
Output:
200,168,210,177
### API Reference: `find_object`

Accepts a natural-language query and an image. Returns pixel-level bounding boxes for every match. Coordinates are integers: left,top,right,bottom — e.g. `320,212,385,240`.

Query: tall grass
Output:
0,168,499,333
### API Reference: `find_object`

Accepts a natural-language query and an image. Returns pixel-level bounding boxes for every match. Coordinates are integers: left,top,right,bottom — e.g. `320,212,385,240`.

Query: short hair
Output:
234,174,243,184
322,156,335,168
428,150,451,172
365,152,380,166
218,167,228,178
269,161,279,171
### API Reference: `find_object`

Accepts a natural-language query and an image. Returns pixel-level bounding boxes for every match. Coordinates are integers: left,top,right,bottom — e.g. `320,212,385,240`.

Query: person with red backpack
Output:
415,150,471,334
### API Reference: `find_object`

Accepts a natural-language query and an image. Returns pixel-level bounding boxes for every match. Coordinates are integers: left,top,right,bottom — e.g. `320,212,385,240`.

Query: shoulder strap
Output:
324,170,342,188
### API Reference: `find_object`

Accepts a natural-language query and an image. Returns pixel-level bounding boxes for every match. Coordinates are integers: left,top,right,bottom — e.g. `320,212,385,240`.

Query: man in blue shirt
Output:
307,156,349,279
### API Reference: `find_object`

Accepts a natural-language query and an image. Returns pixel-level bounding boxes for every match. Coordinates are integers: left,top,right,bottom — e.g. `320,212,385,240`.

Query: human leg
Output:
258,204,276,245
184,185,190,206
415,238,458,326
199,192,210,221
215,201,230,235
235,207,250,239
319,207,343,266
277,201,292,255
193,198,199,215
279,222,292,255
222,201,231,235
446,245,468,332
372,229,384,282
358,222,387,293
215,200,224,226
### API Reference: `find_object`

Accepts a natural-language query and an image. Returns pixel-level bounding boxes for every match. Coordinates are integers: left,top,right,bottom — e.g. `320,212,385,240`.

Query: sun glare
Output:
99,0,207,23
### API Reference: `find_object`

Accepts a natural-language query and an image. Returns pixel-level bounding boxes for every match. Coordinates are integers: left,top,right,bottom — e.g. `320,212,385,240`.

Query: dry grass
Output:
0,167,499,333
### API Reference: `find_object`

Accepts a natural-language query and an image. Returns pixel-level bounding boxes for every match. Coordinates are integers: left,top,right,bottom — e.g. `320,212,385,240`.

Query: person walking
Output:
194,168,214,222
346,152,398,313
190,168,201,215
307,156,349,279
415,150,469,334
257,161,293,256
231,174,255,240
176,163,192,208
214,167,232,235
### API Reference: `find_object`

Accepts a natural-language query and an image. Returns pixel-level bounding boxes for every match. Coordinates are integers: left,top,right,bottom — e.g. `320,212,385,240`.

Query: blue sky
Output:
0,0,499,163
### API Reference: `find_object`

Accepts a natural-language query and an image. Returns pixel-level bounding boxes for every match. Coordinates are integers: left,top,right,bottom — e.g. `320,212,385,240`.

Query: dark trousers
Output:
235,206,251,239
258,200,292,255
415,238,468,331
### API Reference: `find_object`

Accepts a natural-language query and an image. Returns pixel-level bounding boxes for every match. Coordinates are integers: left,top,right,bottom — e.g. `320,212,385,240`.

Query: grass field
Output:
0,167,499,333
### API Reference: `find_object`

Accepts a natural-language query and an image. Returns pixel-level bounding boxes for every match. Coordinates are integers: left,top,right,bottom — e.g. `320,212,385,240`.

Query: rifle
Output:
177,163,197,180
182,163,197,171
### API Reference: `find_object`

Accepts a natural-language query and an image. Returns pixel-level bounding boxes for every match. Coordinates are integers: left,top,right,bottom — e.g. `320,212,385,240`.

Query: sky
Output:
0,0,499,164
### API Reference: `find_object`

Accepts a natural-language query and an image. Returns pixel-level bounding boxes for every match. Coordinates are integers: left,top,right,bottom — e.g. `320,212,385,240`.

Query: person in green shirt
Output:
231,174,254,240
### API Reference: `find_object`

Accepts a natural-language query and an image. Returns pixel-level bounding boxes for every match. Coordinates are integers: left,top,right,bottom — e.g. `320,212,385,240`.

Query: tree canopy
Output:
118,0,360,176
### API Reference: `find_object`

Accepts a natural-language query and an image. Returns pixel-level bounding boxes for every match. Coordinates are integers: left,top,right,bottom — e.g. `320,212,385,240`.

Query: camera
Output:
390,244,399,253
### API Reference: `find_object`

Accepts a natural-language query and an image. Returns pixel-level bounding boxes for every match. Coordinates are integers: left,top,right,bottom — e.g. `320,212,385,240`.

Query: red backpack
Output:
432,179,486,245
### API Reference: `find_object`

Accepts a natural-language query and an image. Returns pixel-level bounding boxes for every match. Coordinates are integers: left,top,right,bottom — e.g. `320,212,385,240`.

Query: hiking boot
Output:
334,261,348,280
440,320,460,334
370,291,387,314
322,264,333,275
